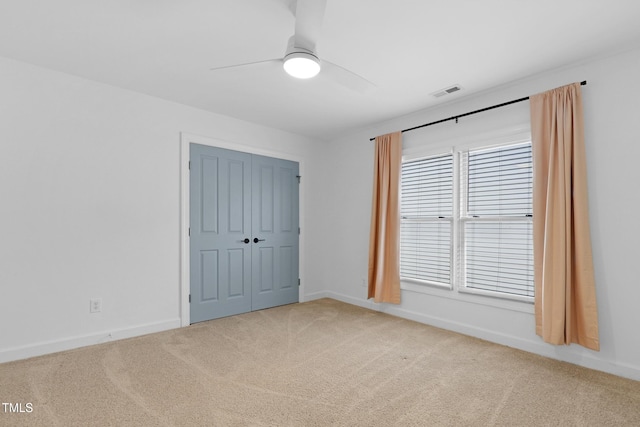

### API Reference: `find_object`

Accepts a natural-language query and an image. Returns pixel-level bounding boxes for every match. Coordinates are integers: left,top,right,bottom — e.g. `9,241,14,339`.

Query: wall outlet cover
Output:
90,298,102,313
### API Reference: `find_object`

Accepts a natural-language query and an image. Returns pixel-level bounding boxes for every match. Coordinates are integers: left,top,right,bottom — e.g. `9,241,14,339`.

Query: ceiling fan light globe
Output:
283,52,321,79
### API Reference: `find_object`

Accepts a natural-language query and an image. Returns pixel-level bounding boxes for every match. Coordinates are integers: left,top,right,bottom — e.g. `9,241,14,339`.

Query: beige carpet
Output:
1,298,639,426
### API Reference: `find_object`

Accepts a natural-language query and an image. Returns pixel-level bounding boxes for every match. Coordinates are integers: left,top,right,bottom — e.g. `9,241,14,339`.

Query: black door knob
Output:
243,238,250,244
253,238,266,243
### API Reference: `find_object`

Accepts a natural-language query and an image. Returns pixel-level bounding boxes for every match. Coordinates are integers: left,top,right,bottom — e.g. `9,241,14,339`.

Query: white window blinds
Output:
467,143,533,217
462,143,534,298
400,154,453,286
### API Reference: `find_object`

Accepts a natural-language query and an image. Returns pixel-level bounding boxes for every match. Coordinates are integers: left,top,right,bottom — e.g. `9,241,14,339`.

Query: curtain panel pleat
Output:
530,82,600,351
368,132,402,304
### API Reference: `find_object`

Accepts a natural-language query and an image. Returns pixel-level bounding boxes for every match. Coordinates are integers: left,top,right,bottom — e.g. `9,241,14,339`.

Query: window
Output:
461,143,534,298
399,141,534,302
400,154,453,287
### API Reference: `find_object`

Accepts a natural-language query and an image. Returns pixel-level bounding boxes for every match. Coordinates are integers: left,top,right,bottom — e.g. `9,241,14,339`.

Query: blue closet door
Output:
189,143,299,323
251,155,300,311
190,144,252,322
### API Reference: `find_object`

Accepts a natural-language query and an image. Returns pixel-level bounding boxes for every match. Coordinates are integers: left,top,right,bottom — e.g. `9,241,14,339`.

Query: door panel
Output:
200,157,219,233
258,247,274,293
279,246,294,289
199,250,219,302
190,144,252,323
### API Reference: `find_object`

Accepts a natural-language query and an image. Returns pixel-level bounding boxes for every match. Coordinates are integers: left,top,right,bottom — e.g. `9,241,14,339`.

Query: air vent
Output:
431,84,463,98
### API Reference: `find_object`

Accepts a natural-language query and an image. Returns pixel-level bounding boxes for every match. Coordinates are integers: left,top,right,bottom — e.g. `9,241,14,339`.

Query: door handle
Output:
253,238,265,243
242,238,250,244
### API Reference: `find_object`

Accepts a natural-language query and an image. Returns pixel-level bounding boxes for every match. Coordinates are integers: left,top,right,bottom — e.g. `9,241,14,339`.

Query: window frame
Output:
399,128,534,305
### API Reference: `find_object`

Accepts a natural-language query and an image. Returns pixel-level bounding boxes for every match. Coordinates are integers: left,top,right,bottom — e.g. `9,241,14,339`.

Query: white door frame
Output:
179,132,305,326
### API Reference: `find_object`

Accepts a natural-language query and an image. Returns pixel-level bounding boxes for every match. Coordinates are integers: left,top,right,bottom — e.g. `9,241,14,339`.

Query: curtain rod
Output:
369,80,587,141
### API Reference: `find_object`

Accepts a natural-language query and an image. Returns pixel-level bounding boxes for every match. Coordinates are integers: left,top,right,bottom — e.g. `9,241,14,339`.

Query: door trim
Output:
180,132,305,326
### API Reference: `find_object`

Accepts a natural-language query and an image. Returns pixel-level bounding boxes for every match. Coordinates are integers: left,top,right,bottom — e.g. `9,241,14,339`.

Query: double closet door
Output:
189,144,299,323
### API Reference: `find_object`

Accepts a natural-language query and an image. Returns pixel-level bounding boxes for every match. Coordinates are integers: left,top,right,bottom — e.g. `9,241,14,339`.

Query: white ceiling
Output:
1,0,639,141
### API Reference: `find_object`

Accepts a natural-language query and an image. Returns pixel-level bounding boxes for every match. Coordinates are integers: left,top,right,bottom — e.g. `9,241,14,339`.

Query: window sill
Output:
400,280,535,314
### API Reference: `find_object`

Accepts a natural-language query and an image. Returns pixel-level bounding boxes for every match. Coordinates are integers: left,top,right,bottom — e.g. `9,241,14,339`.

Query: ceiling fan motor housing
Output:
283,35,321,79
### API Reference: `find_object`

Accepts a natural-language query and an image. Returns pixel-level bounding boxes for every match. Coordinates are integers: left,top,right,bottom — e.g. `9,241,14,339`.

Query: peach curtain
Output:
368,132,402,304
530,82,599,351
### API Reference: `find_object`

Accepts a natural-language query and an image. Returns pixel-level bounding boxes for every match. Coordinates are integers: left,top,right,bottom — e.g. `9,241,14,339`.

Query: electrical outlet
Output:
361,278,366,287
90,298,102,313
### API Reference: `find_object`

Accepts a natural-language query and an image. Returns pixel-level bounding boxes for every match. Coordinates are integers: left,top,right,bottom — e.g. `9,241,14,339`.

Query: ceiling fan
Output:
210,0,375,93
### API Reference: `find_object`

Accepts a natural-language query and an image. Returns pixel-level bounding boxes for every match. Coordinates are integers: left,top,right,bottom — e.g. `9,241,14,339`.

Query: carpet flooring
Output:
1,298,639,426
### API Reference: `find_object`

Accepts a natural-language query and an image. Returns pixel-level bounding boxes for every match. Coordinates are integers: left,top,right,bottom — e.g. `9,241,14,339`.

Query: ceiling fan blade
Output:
321,60,376,94
210,58,281,72
293,0,327,51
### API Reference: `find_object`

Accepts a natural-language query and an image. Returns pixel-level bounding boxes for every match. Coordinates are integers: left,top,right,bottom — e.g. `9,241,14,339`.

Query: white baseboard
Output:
320,291,640,381
304,290,381,310
0,318,181,364
300,291,329,302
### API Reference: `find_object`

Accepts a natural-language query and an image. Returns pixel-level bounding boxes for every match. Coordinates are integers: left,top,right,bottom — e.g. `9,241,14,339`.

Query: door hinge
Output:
298,227,300,235
188,227,190,237
189,161,191,170
298,278,301,286
189,294,191,303
296,175,301,183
